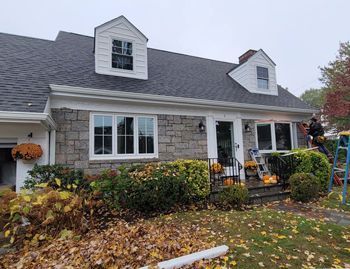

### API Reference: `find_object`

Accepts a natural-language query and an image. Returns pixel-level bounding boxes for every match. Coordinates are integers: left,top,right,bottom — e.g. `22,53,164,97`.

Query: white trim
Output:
50,84,317,115
255,121,294,153
90,112,158,160
0,111,57,130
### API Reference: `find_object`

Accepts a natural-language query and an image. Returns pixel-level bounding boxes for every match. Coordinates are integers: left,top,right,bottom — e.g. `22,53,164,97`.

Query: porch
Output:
208,155,294,204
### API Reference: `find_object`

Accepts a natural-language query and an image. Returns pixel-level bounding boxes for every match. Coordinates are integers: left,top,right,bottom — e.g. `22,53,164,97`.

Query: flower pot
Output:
21,159,36,164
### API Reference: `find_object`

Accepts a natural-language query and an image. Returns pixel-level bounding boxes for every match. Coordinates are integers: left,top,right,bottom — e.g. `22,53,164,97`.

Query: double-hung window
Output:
257,66,269,89
111,39,133,70
91,114,157,159
256,122,293,152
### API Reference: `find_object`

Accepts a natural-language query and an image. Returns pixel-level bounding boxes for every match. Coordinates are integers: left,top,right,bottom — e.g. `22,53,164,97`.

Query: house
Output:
0,16,315,191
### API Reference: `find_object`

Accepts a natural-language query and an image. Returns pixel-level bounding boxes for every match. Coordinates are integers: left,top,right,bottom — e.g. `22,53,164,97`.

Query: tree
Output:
300,88,326,109
320,42,350,130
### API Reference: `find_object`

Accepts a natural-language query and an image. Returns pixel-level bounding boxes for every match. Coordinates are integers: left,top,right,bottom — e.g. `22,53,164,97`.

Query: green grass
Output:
153,208,350,268
319,186,350,212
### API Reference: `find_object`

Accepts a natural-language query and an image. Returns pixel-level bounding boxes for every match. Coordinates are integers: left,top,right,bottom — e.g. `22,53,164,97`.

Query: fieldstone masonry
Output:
51,108,207,175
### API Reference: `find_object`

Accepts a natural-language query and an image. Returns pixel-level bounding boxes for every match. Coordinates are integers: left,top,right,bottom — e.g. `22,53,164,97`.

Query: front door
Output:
216,121,235,159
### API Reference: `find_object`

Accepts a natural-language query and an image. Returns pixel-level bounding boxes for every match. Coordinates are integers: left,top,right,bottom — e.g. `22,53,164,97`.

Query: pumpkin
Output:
263,175,279,184
224,178,234,186
263,174,271,184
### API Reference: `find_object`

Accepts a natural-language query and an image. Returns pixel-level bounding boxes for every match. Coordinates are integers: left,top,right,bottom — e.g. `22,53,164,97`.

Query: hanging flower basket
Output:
11,143,43,162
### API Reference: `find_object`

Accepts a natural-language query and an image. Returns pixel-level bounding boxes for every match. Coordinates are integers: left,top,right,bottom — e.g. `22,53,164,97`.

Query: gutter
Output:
0,111,57,130
50,84,318,115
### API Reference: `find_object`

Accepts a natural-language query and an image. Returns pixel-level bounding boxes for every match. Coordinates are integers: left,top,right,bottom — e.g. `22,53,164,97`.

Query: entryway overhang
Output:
0,111,57,130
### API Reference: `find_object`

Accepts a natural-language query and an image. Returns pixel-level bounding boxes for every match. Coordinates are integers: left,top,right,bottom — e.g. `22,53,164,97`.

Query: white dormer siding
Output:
228,49,278,96
94,16,148,80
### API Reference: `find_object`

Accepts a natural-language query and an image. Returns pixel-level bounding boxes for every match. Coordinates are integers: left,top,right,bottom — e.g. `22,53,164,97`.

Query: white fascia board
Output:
0,111,57,130
49,84,318,115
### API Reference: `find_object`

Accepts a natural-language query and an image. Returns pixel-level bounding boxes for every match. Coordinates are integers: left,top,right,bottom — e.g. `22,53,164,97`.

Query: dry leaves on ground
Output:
0,219,214,269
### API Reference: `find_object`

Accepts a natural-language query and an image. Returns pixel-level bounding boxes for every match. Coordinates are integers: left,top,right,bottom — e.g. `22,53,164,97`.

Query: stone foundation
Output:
51,108,207,175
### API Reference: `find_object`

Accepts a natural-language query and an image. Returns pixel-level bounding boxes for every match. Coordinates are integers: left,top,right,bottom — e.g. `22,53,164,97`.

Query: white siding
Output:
95,17,148,80
228,50,278,96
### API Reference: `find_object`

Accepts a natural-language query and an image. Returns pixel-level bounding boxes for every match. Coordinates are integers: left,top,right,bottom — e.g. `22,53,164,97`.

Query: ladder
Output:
248,148,269,180
328,132,350,204
298,122,342,185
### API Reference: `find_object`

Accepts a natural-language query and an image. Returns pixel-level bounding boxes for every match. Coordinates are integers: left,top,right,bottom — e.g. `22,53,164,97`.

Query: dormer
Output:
94,16,148,80
228,49,278,96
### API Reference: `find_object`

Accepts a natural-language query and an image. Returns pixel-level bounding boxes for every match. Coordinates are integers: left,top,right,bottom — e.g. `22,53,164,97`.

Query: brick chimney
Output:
238,49,257,64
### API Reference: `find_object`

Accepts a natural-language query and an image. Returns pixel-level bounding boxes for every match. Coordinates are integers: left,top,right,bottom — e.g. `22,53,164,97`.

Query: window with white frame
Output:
92,114,157,159
111,40,133,70
256,122,292,152
257,66,269,89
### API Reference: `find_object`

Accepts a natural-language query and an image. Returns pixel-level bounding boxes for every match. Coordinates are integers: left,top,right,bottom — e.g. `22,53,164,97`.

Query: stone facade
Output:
242,119,256,160
51,108,207,175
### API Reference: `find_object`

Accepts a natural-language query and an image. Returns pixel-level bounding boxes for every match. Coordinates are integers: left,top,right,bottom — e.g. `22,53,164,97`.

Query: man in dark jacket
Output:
308,116,329,155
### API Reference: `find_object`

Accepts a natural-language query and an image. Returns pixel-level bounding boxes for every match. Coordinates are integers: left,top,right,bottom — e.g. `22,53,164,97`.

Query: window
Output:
91,114,157,159
256,122,292,152
111,40,133,70
257,66,269,89
94,115,113,155
256,123,272,150
275,123,292,150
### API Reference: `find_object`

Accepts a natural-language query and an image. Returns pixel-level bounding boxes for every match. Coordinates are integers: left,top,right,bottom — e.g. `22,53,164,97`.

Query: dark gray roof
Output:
0,31,312,113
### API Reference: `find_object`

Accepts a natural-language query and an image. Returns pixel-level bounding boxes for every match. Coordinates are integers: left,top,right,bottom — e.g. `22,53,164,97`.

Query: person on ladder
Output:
307,116,330,156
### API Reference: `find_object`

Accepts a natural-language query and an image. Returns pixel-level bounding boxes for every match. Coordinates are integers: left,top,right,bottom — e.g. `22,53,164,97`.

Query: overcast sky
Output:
1,0,349,96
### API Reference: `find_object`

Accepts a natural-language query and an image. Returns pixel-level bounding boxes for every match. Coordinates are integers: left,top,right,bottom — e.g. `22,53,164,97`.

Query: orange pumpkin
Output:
224,178,234,186
263,174,270,184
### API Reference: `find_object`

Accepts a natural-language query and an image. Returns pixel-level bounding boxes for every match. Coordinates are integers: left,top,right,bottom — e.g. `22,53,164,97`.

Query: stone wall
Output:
51,108,207,175
242,119,256,160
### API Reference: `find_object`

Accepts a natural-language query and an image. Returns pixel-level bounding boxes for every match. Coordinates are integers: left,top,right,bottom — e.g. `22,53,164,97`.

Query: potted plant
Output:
244,161,258,178
11,143,43,163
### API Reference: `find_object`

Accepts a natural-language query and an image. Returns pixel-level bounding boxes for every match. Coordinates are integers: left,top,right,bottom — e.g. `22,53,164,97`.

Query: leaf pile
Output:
0,219,213,268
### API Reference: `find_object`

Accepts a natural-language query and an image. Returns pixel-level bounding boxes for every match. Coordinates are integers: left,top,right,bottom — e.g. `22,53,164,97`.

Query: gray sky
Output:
1,0,349,96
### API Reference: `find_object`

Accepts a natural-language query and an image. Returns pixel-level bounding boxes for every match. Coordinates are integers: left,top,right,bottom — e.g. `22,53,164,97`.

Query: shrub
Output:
289,172,321,202
292,150,331,191
219,184,249,208
24,164,87,192
91,160,210,213
2,188,84,247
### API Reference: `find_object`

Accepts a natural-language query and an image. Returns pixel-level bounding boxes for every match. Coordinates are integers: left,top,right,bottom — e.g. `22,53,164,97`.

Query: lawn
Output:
2,205,349,268
318,186,350,212
156,208,350,268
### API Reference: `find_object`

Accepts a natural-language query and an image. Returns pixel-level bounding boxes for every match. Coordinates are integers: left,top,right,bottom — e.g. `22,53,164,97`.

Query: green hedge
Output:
91,160,210,213
289,172,320,202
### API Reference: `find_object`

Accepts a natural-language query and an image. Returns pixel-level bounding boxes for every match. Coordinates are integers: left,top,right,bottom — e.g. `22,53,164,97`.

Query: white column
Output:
206,115,217,158
233,118,245,179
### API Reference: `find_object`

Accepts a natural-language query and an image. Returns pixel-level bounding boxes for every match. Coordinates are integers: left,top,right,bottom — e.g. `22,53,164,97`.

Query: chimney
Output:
238,49,257,64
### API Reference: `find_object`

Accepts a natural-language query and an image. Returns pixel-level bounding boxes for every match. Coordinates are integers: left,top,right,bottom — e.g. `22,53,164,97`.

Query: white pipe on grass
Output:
140,245,229,269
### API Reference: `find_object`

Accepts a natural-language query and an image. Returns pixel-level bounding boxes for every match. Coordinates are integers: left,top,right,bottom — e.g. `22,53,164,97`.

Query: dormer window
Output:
112,40,133,70
257,66,269,89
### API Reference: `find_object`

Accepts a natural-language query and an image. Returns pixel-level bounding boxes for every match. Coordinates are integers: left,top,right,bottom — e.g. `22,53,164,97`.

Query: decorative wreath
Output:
11,143,43,161
211,163,224,174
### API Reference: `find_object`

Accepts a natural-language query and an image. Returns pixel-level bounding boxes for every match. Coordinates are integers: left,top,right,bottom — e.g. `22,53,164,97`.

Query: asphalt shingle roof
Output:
0,31,312,113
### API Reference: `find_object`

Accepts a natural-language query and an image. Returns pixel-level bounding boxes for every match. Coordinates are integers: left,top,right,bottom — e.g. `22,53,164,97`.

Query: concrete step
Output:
248,183,286,195
248,190,291,205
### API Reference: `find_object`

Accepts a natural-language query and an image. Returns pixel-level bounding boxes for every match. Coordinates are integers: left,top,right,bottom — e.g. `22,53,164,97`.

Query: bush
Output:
91,160,210,213
1,188,84,247
219,184,249,208
24,164,87,192
289,172,321,202
292,150,331,191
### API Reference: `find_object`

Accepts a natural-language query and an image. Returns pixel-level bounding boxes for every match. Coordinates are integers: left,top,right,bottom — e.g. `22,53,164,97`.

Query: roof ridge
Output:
57,30,94,39
147,47,237,65
0,31,53,42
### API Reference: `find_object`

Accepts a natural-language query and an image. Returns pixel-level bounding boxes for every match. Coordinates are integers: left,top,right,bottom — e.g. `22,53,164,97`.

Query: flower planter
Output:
246,169,257,179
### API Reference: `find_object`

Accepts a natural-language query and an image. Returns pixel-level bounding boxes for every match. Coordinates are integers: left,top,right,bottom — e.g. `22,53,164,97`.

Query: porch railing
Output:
266,154,296,189
207,157,242,192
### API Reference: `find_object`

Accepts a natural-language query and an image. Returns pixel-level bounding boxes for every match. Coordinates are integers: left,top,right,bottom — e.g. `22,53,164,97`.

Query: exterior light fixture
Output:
244,124,252,133
199,120,206,132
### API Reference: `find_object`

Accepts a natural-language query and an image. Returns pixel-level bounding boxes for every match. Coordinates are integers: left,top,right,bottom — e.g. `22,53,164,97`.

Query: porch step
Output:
248,190,291,205
248,183,285,195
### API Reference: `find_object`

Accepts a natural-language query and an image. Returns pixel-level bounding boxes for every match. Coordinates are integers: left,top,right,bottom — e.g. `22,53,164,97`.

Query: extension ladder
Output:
248,148,269,180
328,132,350,204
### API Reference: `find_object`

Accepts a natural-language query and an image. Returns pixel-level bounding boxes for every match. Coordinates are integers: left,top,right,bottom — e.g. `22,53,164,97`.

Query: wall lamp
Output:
199,120,206,132
244,124,252,133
